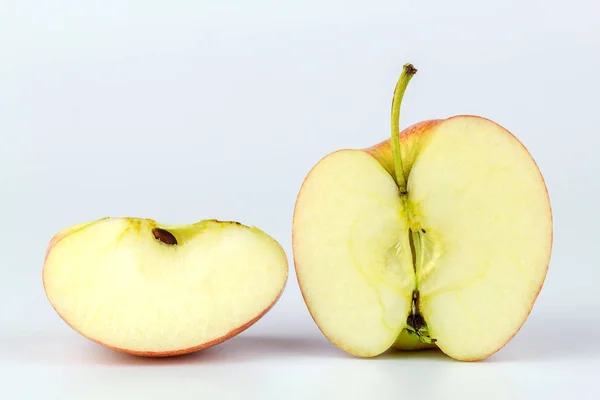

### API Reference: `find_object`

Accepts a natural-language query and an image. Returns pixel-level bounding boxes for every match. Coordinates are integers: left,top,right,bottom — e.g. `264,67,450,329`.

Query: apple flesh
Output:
43,217,288,356
292,67,552,361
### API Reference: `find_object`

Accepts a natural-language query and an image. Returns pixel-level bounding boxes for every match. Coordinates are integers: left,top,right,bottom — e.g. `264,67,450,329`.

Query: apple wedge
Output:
292,64,552,361
43,217,288,356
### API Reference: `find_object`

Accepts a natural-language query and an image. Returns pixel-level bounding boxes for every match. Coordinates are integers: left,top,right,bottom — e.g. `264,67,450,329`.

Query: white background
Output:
1,1,599,399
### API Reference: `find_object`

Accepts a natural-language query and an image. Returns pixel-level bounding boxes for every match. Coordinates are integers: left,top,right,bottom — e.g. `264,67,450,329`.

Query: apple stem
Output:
390,63,418,194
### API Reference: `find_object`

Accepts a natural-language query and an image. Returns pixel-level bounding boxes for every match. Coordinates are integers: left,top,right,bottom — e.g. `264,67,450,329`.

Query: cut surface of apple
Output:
293,150,415,357
43,217,288,356
293,65,552,361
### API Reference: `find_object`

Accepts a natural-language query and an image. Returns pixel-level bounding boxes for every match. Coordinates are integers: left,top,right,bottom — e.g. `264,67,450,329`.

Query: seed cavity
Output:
406,290,437,344
152,228,178,245
407,312,426,332
408,229,417,272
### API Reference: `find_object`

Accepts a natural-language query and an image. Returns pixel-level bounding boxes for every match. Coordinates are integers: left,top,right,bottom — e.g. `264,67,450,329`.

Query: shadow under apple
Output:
0,331,340,366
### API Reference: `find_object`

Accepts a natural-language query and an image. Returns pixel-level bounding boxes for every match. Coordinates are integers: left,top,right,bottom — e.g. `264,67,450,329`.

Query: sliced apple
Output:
43,217,288,356
293,150,415,357
293,64,552,361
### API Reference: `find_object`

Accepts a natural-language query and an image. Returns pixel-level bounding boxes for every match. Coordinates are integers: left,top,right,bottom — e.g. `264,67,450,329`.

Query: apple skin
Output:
43,218,288,357
293,115,552,360
365,118,442,172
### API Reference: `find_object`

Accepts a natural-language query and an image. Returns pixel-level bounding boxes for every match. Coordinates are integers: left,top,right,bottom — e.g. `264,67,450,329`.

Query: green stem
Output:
390,63,418,194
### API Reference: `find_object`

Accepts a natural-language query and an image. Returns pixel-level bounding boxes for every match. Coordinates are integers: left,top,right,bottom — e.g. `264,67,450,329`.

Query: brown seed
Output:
152,228,178,245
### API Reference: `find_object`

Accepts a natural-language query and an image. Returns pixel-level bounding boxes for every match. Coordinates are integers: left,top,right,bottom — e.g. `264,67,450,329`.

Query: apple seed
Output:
152,228,178,245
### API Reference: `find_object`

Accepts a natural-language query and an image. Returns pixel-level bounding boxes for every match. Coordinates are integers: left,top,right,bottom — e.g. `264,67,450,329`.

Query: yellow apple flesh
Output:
43,217,288,356
292,113,552,361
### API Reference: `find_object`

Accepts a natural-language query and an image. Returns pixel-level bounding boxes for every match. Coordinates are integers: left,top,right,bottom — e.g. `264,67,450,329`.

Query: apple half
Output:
43,217,288,356
292,64,552,361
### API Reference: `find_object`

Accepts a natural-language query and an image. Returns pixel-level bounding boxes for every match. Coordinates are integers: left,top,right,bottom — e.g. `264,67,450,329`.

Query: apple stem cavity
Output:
152,228,178,245
390,63,418,195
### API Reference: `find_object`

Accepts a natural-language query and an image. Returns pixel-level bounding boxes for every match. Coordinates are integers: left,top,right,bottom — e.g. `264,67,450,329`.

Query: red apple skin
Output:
293,115,552,361
43,221,288,358
366,119,442,156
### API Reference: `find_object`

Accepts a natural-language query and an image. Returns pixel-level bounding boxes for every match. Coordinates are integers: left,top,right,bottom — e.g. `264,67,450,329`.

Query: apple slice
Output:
293,149,415,357
43,217,288,356
293,64,552,361
393,116,551,360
